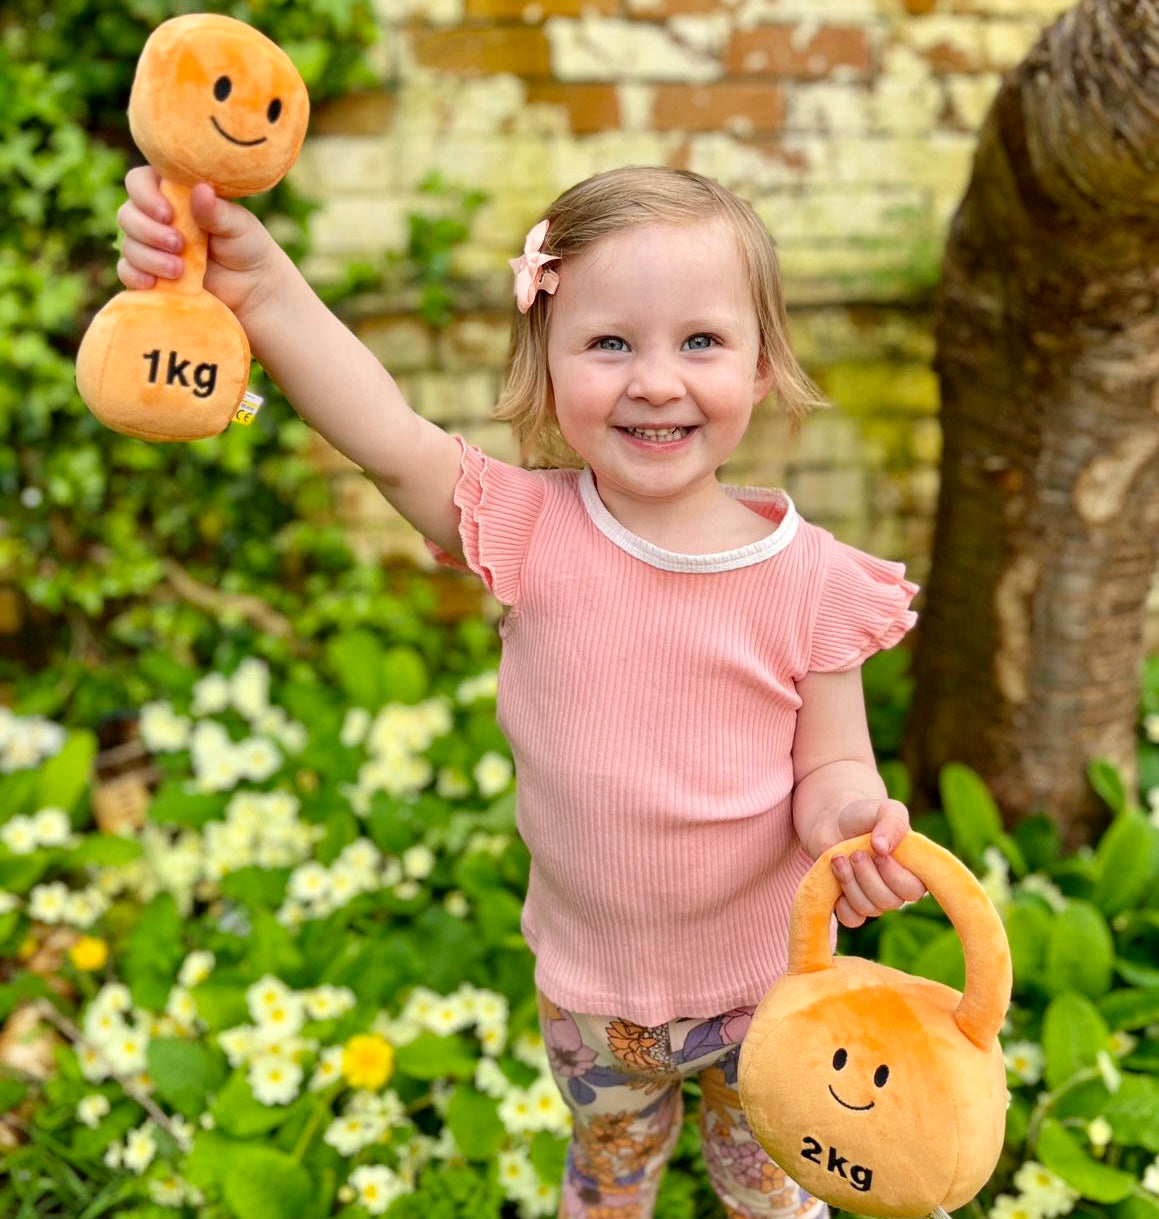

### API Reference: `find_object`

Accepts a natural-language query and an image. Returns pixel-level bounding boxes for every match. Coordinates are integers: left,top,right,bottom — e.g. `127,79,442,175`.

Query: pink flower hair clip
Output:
509,219,560,314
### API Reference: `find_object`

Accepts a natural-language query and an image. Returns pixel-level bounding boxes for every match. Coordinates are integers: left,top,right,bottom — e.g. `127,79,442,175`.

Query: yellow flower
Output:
70,936,110,971
341,1034,394,1091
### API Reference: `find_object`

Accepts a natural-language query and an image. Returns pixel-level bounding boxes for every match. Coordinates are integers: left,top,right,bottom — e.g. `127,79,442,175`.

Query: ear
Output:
754,355,776,404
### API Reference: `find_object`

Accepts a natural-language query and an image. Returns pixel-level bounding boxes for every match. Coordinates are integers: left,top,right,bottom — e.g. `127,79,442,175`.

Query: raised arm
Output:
117,169,466,558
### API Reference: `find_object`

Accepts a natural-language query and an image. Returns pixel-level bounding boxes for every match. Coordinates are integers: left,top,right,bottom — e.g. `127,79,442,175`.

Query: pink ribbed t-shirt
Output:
440,439,917,1025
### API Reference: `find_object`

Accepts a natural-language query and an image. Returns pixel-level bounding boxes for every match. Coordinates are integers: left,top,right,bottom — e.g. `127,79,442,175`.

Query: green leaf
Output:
36,729,97,811
1036,1120,1136,1202
122,892,184,1011
1116,1196,1159,1219
909,926,966,991
147,1037,227,1119
1044,901,1115,998
190,981,250,1033
938,763,1004,870
1041,993,1110,1090
221,1146,314,1219
1100,1073,1159,1152
1005,899,1053,987
211,1071,298,1138
1098,988,1159,1032
1088,759,1130,816
64,833,142,868
445,1085,504,1160
1090,811,1159,917
381,645,429,704
325,629,387,709
395,1033,479,1081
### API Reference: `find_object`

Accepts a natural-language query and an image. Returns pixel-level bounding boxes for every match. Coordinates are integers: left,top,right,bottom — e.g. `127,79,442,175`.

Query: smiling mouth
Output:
211,116,267,147
828,1085,875,1111
618,426,693,442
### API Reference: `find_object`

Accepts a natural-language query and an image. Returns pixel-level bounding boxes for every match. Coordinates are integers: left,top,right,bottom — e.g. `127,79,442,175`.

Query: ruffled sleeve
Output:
806,537,918,673
426,436,546,607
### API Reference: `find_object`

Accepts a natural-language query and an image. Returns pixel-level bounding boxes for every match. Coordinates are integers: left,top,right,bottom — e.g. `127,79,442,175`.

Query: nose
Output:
626,352,685,405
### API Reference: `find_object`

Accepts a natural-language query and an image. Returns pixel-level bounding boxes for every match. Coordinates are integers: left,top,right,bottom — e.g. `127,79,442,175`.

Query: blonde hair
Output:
494,165,824,468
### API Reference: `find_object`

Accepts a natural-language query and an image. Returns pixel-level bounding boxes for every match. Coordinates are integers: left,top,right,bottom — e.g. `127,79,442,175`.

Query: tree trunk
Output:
903,0,1159,848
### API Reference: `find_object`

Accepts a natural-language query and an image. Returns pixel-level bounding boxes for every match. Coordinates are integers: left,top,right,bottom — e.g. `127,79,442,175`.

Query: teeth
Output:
625,426,689,441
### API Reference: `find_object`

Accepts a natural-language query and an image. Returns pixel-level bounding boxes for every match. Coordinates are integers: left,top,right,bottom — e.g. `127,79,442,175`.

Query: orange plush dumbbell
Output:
76,14,309,441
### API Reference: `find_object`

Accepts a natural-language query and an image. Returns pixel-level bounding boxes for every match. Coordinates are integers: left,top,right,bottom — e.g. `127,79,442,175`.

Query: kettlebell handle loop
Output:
787,831,1012,1050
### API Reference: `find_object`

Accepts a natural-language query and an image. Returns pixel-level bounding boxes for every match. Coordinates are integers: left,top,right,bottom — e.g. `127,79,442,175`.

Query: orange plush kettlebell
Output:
76,14,309,441
738,832,1012,1219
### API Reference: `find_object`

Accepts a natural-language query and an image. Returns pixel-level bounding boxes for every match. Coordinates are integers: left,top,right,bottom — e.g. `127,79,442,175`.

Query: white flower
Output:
324,1113,383,1156
192,673,231,715
1018,874,1068,913
0,891,20,915
122,1125,157,1174
476,1056,512,1098
436,767,472,799
105,1026,150,1075
77,1044,111,1082
444,890,470,918
230,657,271,721
498,1087,539,1135
254,992,306,1038
1144,713,1159,743
104,1142,122,1169
1014,1162,1079,1217
341,707,371,747
348,1164,408,1215
218,1026,256,1068
289,861,332,904
989,1195,1043,1219
474,751,514,797
304,985,356,1021
165,987,200,1031
149,1174,188,1206
247,975,294,1021
1,815,39,854
402,844,435,880
1143,1158,1159,1195
1109,1030,1137,1057
1086,1116,1113,1152
64,888,109,928
32,806,73,847
236,737,282,782
28,881,70,923
249,1054,304,1106
178,950,215,988
1004,1041,1045,1085
456,670,498,705
138,702,191,752
310,1045,345,1091
76,1094,111,1127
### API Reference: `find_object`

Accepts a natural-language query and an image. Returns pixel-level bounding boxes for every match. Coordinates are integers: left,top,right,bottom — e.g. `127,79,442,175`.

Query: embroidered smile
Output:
619,426,693,441
211,117,268,146
828,1085,875,1111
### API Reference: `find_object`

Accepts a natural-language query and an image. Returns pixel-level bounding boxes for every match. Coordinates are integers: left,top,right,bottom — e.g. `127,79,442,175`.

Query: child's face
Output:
545,220,773,520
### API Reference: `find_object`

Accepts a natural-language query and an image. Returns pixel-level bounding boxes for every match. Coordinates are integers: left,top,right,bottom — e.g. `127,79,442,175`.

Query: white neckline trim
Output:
578,467,800,573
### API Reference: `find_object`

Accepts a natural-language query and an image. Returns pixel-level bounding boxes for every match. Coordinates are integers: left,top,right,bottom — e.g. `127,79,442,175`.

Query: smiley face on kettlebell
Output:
827,1046,890,1112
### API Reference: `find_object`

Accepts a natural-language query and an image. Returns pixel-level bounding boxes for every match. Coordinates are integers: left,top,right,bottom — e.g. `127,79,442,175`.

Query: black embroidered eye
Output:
832,1048,848,1070
214,76,232,102
874,1064,890,1088
267,98,282,123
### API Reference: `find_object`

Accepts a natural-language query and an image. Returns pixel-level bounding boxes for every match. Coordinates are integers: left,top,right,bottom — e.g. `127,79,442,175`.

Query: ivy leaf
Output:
1035,1120,1136,1202
445,1085,504,1161
36,729,97,812
221,1145,314,1219
938,763,1004,870
1044,901,1114,998
146,1037,227,1119
394,1033,478,1081
1041,993,1110,1090
1089,810,1159,917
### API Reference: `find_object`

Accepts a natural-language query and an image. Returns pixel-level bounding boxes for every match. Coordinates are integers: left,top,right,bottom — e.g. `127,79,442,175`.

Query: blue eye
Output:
684,334,715,350
596,336,628,352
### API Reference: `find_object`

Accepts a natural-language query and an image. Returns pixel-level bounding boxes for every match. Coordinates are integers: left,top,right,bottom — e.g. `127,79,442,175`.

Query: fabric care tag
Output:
233,390,264,426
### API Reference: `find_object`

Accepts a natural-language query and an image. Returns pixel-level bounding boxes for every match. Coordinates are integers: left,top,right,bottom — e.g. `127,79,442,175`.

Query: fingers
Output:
830,845,927,923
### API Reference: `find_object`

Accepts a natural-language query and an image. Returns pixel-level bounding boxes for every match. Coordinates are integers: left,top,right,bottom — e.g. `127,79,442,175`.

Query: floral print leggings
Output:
538,993,828,1219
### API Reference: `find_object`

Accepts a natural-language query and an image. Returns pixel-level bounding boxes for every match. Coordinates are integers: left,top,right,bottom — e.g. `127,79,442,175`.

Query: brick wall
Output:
290,0,1075,583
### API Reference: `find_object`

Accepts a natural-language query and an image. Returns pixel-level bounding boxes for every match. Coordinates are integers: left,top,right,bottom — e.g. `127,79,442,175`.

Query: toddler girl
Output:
115,163,925,1218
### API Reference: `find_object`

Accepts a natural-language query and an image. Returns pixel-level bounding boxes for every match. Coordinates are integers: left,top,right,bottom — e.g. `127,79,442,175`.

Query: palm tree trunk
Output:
903,0,1159,847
